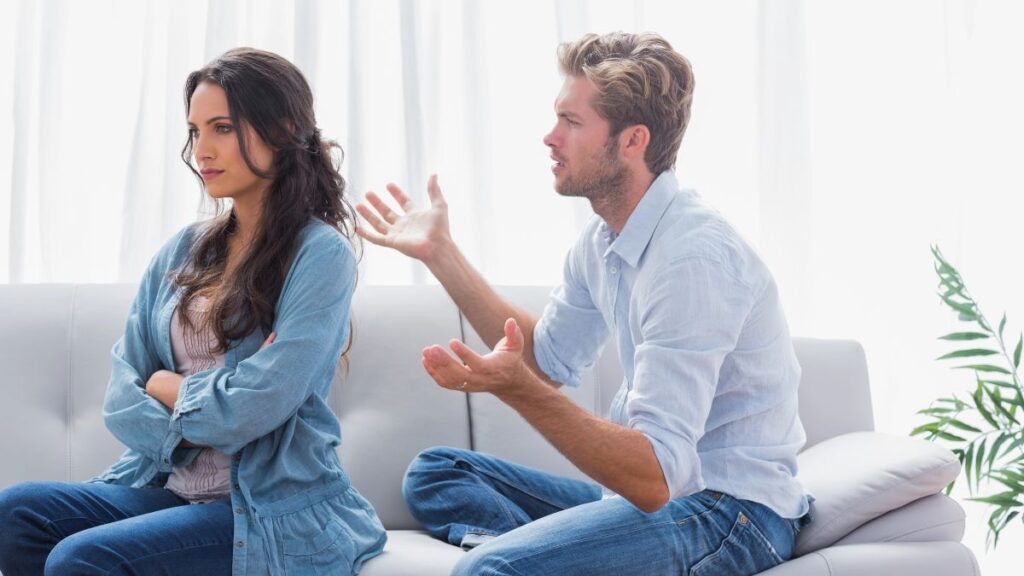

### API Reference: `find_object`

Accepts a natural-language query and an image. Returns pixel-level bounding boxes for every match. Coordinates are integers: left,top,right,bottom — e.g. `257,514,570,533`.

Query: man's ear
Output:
619,124,650,161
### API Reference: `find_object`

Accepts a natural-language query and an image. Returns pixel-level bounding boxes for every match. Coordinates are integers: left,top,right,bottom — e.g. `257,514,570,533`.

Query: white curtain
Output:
1,0,1022,570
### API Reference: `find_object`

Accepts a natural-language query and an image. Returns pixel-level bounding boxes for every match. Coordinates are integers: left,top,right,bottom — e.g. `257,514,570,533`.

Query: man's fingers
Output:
355,224,389,246
449,339,485,370
355,202,390,235
426,174,446,207
422,346,472,388
386,183,416,212
364,191,400,224
503,318,524,350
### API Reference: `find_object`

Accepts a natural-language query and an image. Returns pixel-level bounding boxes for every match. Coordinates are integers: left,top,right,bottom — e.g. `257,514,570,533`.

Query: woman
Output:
0,48,385,575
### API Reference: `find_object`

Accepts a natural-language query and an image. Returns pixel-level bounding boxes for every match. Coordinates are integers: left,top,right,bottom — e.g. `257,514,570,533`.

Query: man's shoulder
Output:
645,197,769,288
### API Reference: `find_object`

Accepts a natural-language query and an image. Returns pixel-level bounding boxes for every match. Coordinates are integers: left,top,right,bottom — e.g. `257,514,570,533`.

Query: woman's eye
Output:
216,124,233,134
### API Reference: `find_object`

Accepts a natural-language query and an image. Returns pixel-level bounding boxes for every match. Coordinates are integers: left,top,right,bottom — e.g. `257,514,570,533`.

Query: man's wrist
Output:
494,366,551,408
421,235,459,271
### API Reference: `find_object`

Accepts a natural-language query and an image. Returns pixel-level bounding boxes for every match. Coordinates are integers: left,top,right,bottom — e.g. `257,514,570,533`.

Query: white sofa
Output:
0,284,980,575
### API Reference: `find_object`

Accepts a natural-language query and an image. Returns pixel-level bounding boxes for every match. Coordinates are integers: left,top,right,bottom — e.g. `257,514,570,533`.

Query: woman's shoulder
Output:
147,222,204,272
294,218,356,262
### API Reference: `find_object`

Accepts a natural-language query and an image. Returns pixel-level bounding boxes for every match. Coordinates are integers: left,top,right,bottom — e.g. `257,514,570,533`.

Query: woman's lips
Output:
201,169,223,181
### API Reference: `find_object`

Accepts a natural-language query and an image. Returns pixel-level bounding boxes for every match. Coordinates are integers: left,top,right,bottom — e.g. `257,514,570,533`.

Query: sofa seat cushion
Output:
359,530,463,575
794,431,960,556
759,541,979,576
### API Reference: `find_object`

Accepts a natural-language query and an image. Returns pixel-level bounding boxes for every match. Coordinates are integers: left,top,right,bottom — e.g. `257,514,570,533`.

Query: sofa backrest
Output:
0,284,874,529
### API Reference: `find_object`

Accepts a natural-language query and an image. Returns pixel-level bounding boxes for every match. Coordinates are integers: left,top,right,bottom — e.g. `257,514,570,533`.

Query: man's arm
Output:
357,175,558,387
421,318,671,513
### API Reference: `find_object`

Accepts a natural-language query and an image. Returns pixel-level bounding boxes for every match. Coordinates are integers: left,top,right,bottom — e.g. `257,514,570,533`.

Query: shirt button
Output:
236,540,245,549
609,266,618,275
233,483,240,490
235,507,244,514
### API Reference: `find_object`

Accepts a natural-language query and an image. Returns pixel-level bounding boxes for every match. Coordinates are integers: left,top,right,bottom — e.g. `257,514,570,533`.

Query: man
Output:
356,32,810,576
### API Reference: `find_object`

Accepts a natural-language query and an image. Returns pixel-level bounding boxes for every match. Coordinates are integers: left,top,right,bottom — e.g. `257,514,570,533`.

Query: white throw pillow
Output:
794,431,961,556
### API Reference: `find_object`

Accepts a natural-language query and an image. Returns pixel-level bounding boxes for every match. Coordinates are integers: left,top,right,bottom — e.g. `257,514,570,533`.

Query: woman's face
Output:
187,81,274,203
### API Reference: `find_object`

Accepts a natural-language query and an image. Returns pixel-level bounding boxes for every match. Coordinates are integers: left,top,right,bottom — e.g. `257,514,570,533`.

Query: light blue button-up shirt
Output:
534,171,809,519
95,219,386,575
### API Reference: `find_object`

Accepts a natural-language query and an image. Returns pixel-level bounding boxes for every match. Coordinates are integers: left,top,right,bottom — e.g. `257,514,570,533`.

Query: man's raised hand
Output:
356,174,452,263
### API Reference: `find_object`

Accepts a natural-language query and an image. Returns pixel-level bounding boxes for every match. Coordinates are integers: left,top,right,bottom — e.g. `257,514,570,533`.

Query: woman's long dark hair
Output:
177,47,357,352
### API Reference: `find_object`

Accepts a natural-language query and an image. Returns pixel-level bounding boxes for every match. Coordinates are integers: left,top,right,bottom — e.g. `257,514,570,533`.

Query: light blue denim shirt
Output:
95,219,386,575
533,171,810,519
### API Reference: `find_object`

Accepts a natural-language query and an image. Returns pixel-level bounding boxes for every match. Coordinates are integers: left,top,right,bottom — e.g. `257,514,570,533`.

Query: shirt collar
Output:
602,171,679,268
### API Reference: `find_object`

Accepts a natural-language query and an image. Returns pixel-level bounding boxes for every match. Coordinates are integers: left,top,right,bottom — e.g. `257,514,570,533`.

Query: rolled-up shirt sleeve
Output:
626,256,757,499
533,243,610,388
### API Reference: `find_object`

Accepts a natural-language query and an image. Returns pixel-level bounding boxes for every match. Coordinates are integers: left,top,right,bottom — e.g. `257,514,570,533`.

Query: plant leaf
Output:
935,430,967,442
939,292,977,317
1015,334,1022,369
964,443,975,492
945,418,983,434
1002,438,1024,458
989,433,1011,469
999,314,1007,340
982,380,1018,390
976,439,987,491
974,385,1001,428
939,332,990,341
911,422,940,436
938,349,999,360
956,364,1012,374
970,493,1023,507
917,407,955,415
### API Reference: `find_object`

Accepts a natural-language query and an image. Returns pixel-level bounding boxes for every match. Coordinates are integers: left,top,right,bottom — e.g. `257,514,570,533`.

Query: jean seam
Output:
503,518,681,566
675,492,724,526
44,516,101,539
102,540,231,575
496,557,528,576
740,512,784,565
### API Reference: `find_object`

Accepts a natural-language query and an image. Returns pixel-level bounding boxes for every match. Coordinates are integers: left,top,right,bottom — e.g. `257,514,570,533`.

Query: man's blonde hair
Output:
558,32,695,175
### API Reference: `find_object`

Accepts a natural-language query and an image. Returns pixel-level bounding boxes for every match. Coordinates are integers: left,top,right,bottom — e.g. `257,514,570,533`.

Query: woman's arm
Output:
165,232,356,456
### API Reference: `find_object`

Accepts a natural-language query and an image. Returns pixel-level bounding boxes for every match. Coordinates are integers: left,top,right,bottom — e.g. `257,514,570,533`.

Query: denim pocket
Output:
689,510,785,576
277,517,355,575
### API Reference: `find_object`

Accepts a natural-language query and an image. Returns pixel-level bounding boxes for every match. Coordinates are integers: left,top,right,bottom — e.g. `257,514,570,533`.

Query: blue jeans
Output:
403,447,805,576
0,481,233,575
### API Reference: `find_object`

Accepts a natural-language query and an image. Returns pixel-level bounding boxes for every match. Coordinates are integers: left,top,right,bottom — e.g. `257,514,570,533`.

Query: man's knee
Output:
402,446,470,502
452,546,521,576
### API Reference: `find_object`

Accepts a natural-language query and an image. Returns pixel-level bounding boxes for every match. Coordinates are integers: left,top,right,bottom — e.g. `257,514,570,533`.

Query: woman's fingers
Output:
260,332,277,350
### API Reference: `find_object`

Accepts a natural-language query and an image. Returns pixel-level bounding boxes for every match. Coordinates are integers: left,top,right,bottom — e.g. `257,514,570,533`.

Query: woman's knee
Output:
44,532,102,576
0,482,56,538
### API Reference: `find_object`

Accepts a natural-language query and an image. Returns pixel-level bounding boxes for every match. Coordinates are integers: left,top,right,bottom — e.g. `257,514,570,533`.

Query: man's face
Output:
543,75,627,200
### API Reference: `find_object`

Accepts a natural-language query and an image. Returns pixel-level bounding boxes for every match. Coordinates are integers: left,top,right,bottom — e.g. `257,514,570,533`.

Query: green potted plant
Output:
913,245,1024,548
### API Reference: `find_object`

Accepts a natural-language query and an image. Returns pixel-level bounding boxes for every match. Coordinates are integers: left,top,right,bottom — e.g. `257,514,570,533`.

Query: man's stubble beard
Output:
555,137,629,205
